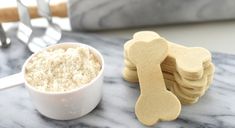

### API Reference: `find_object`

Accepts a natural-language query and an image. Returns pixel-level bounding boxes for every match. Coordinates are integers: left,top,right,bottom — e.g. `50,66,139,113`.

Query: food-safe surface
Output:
0,28,235,127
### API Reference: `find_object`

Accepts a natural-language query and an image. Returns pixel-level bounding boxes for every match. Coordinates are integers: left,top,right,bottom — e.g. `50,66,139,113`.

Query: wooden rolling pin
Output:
0,2,67,22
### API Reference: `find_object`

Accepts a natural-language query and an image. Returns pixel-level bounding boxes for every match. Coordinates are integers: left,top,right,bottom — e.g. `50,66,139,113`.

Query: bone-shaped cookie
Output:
122,67,139,83
174,63,214,88
124,58,176,73
123,31,160,69
126,31,212,80
128,38,181,126
123,67,213,104
124,64,214,98
156,67,213,98
124,60,214,90
168,43,211,80
177,74,213,98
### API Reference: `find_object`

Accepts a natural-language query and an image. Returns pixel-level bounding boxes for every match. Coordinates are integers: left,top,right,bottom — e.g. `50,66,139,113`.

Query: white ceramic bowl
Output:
22,43,104,120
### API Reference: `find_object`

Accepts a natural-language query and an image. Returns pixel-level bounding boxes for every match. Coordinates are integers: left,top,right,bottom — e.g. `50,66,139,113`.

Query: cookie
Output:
126,31,212,80
123,31,215,108
123,65,213,102
168,42,212,80
124,58,176,73
178,75,213,98
123,63,214,90
122,67,139,83
128,37,181,126
123,67,213,104
124,59,137,70
165,80,199,105
174,63,214,88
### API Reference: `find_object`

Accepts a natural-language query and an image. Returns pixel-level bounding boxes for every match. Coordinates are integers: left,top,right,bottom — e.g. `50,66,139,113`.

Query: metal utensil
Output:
17,0,61,53
0,23,11,48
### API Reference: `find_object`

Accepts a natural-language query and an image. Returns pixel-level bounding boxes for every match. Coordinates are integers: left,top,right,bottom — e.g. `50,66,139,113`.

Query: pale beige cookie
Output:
122,64,213,98
172,81,199,100
198,73,215,96
123,31,214,106
124,40,134,59
164,72,212,99
122,65,212,97
172,72,214,101
124,64,215,104
168,42,212,80
124,42,212,82
128,37,181,126
162,57,211,78
177,64,215,97
164,78,200,100
162,67,213,99
165,79,198,105
124,32,160,70
166,74,208,98
124,59,137,70
177,84,204,97
124,57,176,73
167,81,199,105
162,52,211,70
173,86,200,105
123,65,176,84
178,97,199,105
124,55,211,82
164,76,204,98
179,74,212,98
174,63,214,88
133,31,160,42
132,31,212,80
122,67,139,83
124,32,156,62
123,64,213,90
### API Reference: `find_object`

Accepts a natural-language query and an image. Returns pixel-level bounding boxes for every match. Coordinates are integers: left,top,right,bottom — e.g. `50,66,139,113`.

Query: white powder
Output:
25,46,101,92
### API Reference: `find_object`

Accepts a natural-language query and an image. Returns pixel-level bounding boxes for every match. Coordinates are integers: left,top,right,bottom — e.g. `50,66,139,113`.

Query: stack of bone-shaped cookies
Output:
123,31,215,126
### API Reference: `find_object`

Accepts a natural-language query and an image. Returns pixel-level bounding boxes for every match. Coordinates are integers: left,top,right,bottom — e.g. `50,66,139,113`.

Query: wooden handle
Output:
0,2,67,23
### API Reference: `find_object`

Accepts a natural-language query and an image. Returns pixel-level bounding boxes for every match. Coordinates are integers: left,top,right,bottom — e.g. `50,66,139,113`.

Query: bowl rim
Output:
22,42,104,95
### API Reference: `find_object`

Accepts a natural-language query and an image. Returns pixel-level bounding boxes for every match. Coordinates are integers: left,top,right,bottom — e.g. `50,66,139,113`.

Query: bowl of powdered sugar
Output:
21,42,104,120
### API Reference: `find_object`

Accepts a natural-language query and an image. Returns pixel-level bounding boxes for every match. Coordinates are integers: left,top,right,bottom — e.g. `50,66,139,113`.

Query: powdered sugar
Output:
25,46,101,92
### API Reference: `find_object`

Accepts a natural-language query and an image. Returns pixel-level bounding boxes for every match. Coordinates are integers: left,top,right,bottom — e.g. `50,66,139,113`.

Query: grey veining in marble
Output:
68,0,235,31
0,27,235,128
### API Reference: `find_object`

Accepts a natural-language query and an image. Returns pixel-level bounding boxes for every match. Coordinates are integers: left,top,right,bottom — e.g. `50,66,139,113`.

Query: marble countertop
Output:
0,27,235,128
